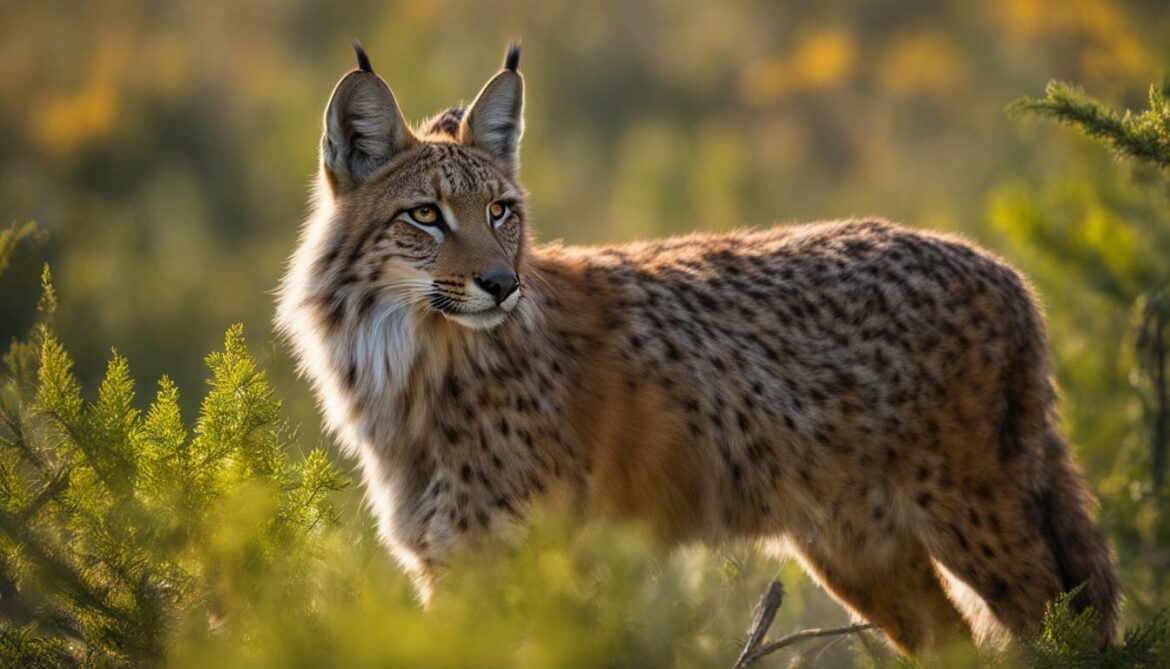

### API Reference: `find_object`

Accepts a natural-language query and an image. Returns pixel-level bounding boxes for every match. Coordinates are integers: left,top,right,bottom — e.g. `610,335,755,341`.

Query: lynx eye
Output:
408,205,440,226
488,201,510,228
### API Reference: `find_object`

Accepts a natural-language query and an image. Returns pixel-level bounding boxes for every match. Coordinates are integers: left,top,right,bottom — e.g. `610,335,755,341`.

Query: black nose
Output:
474,268,520,305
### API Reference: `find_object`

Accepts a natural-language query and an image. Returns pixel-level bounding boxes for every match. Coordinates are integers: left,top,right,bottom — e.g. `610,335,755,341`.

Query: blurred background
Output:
2,0,1169,665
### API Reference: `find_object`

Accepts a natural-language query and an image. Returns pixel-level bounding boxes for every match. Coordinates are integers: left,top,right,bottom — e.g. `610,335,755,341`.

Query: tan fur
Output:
276,50,1120,654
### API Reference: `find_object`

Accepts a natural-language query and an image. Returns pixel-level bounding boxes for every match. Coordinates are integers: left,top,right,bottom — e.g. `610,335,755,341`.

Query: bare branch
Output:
734,580,874,668
744,623,875,665
734,580,785,668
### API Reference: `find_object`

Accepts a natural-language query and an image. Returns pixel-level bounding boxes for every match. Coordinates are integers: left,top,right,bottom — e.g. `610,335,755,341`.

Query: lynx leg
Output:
916,488,1065,641
792,537,972,654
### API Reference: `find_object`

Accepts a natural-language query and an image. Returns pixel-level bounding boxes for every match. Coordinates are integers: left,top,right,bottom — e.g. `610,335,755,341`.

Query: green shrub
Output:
0,268,347,667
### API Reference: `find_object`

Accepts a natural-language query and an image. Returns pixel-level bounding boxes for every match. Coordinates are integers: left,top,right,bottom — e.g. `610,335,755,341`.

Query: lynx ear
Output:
460,45,524,172
322,43,415,193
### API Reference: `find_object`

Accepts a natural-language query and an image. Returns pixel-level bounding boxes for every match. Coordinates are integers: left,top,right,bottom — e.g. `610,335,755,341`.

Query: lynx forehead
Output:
276,43,1119,655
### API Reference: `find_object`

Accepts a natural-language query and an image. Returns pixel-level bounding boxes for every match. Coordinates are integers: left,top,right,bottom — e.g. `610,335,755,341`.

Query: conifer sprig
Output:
1010,80,1170,170
0,264,349,666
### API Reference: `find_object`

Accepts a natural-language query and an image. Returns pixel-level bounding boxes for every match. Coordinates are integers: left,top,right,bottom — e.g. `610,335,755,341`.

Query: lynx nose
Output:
474,268,520,305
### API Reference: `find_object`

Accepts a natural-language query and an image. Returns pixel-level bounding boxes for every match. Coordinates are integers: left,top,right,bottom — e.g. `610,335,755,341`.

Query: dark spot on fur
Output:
989,575,1010,601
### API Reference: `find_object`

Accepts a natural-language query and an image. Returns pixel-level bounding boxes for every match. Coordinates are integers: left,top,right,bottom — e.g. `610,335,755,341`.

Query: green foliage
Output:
868,592,1170,669
0,223,38,277
1015,590,1170,669
0,269,348,667
1010,80,1170,170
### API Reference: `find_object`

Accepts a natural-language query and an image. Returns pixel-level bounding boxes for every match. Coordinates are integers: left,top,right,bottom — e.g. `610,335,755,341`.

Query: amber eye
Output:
410,205,440,225
488,201,510,227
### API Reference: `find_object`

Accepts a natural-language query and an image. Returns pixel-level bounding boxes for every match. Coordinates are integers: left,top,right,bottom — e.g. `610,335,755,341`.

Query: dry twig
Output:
733,580,874,668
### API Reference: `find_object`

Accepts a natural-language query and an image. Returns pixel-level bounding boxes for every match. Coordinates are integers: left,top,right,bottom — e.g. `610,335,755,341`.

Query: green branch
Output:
1010,80,1170,170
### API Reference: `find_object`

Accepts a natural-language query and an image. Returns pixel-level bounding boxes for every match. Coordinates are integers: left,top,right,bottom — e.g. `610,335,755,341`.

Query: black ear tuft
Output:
504,43,521,72
352,38,374,74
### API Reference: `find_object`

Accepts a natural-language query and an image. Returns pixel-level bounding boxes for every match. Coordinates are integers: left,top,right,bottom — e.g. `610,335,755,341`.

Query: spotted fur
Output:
276,46,1119,654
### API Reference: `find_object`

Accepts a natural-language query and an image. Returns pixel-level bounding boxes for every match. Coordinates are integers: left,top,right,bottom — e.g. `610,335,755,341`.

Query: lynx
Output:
276,44,1119,653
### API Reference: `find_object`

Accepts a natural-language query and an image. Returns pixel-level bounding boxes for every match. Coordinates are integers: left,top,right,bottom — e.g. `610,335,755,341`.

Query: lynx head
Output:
319,42,527,331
